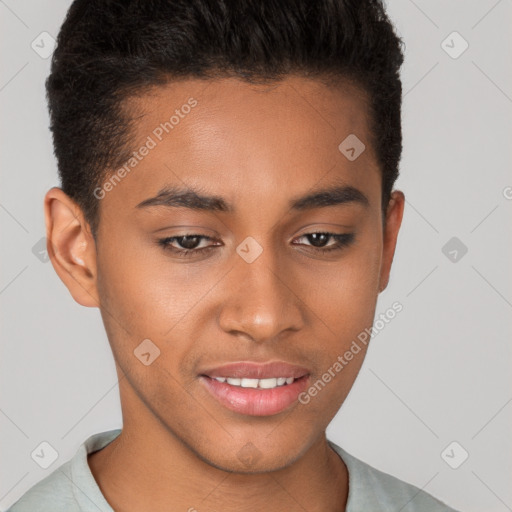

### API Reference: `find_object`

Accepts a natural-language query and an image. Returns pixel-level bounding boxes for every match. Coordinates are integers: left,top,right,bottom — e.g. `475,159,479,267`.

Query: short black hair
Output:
47,0,405,238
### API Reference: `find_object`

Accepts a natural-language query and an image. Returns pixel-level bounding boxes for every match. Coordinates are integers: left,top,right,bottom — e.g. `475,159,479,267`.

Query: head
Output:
45,0,405,472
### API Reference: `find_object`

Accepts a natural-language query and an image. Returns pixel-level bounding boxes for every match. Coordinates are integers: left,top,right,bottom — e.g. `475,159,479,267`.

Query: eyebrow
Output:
135,183,369,212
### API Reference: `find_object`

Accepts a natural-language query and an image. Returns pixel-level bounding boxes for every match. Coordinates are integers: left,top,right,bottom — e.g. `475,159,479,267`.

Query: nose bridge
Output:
218,235,304,341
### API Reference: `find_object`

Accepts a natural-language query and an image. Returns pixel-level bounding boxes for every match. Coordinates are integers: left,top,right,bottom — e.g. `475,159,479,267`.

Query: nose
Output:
218,242,305,344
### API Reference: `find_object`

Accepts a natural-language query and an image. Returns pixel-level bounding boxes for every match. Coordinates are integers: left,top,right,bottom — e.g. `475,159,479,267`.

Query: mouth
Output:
198,361,311,416
209,375,299,389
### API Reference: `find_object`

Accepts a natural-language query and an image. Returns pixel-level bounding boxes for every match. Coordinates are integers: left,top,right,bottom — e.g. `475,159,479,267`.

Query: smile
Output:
211,376,296,389
198,360,311,416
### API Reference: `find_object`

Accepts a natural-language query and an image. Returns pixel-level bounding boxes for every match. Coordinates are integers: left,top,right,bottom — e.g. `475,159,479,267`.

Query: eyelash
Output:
157,232,355,258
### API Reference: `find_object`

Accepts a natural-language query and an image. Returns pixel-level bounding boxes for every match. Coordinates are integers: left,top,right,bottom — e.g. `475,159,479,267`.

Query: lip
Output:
198,361,311,416
199,361,310,379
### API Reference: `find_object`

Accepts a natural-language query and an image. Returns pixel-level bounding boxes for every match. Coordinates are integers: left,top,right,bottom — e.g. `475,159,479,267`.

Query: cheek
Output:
94,235,231,378
96,219,382,364
304,236,382,339
95,236,198,334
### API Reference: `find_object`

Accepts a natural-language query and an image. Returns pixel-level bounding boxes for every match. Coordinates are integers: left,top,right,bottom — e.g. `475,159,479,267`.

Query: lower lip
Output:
199,375,310,416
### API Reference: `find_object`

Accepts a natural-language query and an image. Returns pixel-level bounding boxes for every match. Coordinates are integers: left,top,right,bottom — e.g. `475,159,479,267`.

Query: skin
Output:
45,75,404,512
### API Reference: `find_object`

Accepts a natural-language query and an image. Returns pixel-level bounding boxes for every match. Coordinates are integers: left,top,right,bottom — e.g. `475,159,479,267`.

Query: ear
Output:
378,190,405,293
44,187,99,307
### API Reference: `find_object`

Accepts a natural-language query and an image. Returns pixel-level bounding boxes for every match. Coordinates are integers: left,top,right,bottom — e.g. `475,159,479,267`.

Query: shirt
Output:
5,429,461,511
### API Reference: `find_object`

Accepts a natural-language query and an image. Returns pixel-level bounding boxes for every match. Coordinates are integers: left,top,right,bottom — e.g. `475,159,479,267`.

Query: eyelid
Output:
293,222,355,235
152,224,221,236
157,230,355,258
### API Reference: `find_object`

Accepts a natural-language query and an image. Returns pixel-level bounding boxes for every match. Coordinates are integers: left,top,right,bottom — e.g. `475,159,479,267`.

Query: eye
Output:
157,232,355,258
292,232,355,253
157,234,220,257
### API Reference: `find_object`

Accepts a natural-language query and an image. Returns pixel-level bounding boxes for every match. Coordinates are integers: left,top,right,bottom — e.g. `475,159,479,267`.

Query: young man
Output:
8,0,461,511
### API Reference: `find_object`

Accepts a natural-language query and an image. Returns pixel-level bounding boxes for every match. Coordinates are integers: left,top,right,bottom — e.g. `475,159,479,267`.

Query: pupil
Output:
180,236,200,249
308,233,329,247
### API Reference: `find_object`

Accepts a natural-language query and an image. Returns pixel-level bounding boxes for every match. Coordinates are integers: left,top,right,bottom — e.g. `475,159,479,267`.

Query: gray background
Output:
1,1,511,511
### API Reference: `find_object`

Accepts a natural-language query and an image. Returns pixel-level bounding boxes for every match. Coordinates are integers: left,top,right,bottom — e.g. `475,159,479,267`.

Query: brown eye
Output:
293,232,355,253
158,234,219,257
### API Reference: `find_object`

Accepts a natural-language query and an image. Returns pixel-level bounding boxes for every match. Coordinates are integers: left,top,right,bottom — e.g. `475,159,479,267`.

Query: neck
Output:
88,380,348,512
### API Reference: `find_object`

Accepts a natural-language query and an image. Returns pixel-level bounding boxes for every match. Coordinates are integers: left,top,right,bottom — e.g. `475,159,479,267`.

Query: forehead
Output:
104,75,380,213
127,74,372,150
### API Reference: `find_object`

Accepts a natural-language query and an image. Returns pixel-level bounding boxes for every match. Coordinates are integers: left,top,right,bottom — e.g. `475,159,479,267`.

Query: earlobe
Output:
378,190,405,293
44,187,100,307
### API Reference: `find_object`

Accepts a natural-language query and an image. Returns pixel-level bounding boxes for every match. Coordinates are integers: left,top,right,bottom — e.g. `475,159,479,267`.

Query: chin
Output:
203,452,296,475
191,438,307,475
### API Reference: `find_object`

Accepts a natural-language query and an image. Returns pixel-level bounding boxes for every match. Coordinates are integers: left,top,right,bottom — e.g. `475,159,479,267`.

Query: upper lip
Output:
200,361,310,380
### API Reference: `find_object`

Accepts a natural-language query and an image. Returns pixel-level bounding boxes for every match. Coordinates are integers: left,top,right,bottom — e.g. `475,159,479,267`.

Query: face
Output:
47,75,404,473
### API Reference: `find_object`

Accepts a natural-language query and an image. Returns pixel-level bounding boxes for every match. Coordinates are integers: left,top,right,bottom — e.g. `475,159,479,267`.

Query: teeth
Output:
241,378,259,388
213,376,296,389
258,378,277,389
